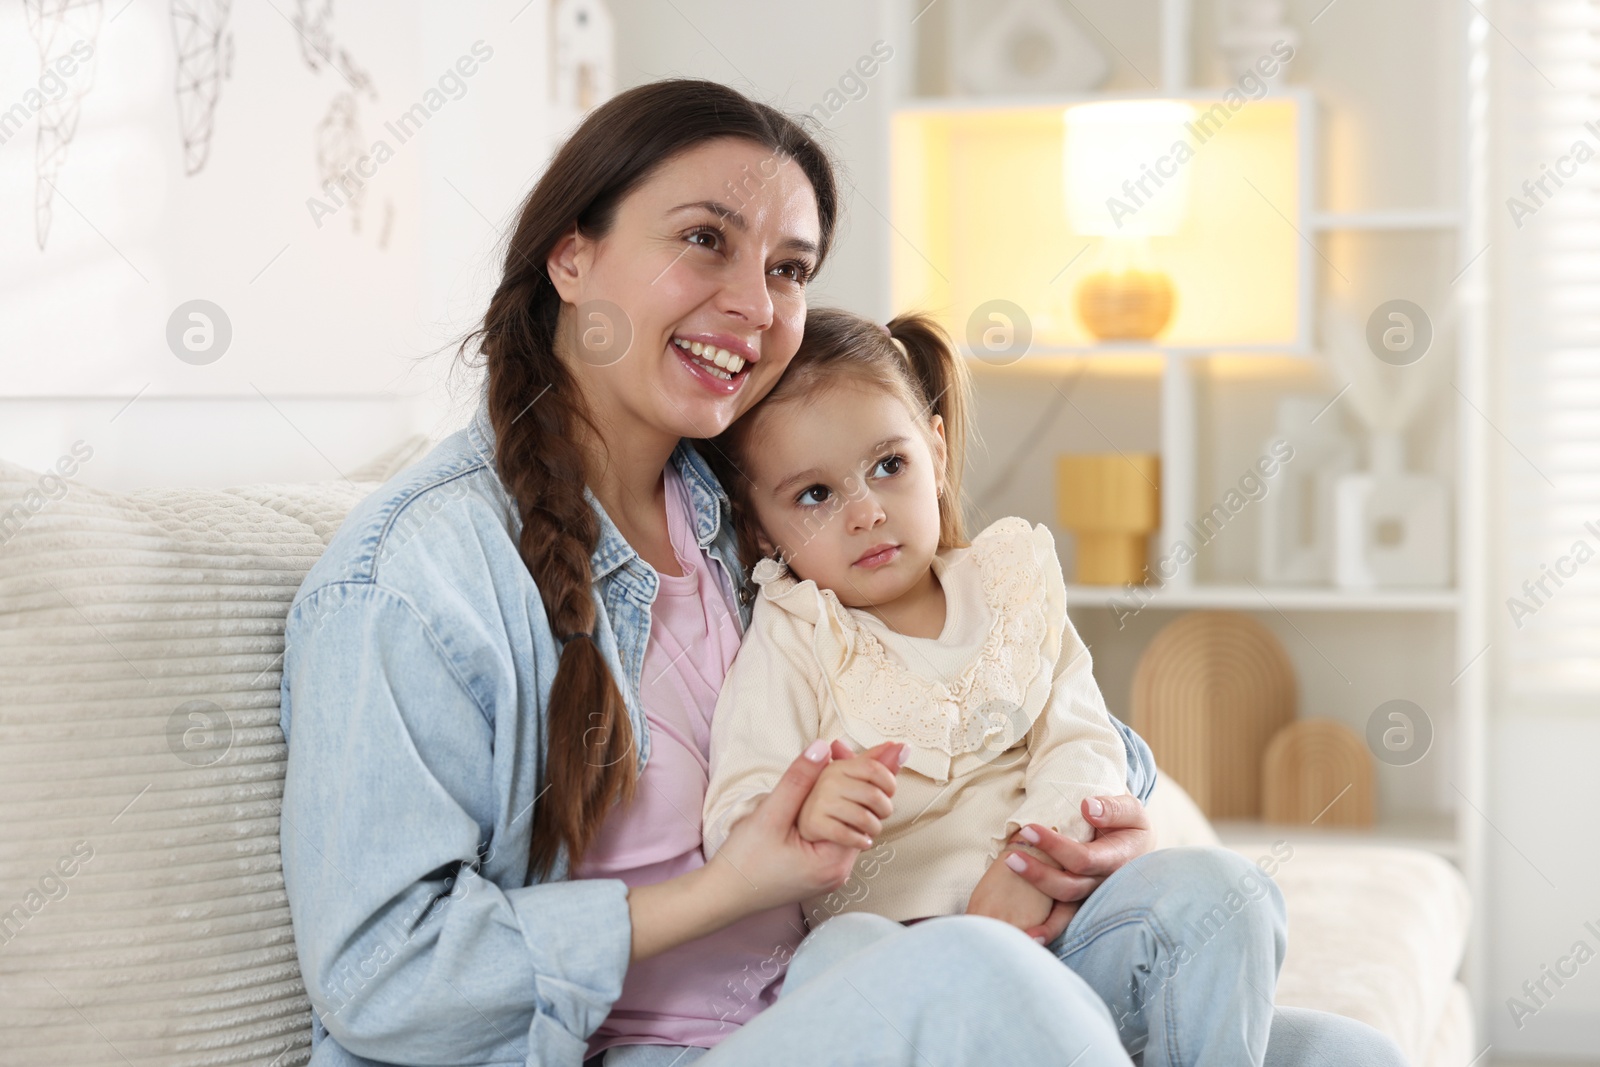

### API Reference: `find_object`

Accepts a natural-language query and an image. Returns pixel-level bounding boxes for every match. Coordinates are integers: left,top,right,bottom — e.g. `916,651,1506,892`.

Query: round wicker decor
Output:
1131,611,1296,819
1262,718,1375,827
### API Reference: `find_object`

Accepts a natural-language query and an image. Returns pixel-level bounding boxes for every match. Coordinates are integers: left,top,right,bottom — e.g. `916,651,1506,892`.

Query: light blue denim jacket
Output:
278,392,1158,1067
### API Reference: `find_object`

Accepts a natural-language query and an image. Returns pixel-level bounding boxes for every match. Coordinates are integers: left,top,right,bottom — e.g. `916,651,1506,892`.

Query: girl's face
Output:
744,380,947,610
545,137,823,443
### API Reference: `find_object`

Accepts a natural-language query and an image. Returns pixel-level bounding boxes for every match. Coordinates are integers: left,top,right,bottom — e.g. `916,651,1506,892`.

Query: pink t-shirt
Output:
574,464,805,1059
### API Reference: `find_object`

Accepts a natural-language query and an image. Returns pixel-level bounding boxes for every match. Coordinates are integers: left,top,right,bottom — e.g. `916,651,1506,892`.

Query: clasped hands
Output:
790,738,1155,946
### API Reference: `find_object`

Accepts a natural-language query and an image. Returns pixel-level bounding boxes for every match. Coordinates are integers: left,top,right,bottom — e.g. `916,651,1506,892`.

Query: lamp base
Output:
1075,267,1175,340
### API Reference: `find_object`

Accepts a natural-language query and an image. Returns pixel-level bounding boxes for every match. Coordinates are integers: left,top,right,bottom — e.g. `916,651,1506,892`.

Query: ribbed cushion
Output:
0,438,427,1066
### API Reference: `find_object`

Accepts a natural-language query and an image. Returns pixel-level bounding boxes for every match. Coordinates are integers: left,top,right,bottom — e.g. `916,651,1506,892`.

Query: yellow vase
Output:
1057,454,1162,585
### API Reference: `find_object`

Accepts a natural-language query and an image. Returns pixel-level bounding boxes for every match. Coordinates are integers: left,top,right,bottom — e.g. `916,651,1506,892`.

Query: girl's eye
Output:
871,454,905,478
796,484,832,507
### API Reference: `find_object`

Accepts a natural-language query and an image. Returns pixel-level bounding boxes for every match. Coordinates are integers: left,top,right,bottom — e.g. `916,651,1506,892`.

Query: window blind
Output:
1497,0,1600,699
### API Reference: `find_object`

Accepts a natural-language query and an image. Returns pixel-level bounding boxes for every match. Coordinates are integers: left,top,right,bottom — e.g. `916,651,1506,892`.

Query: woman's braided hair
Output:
455,79,838,878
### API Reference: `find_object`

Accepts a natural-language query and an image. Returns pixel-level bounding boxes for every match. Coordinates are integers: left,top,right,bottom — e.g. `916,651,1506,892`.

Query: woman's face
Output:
546,136,823,443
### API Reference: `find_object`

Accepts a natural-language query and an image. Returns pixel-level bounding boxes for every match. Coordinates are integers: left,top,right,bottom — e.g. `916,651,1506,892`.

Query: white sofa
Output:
0,441,1472,1066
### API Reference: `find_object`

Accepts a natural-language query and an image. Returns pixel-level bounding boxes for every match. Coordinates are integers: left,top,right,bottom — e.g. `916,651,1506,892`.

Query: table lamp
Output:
1062,101,1195,340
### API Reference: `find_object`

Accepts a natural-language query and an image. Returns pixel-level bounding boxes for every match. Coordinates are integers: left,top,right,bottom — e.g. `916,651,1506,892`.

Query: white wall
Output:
0,1,549,490
609,0,906,321
2,0,909,492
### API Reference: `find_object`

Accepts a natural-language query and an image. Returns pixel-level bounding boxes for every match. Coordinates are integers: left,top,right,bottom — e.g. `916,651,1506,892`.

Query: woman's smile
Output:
669,333,757,394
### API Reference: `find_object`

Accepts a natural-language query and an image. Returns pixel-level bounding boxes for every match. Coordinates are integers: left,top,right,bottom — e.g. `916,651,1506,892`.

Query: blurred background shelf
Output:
883,0,1494,1047
1213,811,1459,861
958,341,1309,360
1307,210,1463,231
1064,583,1460,612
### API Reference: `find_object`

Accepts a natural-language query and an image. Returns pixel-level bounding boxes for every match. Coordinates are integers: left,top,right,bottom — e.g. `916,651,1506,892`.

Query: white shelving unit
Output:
1065,584,1461,613
893,0,1489,1040
1307,210,1463,231
1213,812,1460,861
1048,26,1488,1033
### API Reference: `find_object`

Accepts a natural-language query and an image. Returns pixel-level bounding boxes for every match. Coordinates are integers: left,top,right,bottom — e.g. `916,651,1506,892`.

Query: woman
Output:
278,78,1407,1067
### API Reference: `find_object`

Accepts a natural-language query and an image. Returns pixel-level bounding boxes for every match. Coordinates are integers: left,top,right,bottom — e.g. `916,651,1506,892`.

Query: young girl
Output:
700,305,1136,930
700,307,1284,1064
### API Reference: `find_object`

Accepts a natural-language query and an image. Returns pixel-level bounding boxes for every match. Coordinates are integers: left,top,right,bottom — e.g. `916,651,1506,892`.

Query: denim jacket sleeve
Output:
279,580,630,1066
1112,715,1158,805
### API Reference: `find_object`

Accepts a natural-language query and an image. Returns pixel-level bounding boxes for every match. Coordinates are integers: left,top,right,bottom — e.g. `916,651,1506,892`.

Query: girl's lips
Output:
854,544,900,569
669,338,748,396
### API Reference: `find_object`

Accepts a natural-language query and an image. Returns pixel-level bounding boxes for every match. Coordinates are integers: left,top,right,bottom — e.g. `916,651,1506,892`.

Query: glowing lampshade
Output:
1062,100,1196,339
1062,101,1196,237
889,93,1307,352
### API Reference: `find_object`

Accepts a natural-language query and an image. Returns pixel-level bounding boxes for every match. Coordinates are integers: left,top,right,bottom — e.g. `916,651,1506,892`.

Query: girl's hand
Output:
1005,794,1155,945
965,849,1053,931
704,739,906,917
796,739,903,849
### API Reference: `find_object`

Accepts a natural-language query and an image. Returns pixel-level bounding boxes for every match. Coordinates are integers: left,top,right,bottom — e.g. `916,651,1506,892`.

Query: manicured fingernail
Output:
804,739,829,762
1086,797,1105,817
898,743,912,766
1032,935,1046,945
1019,825,1041,844
1005,853,1027,873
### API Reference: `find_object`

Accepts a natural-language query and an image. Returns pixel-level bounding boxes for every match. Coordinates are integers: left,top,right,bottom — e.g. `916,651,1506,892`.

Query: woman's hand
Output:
797,740,901,849
632,739,905,962
1004,794,1155,946
706,738,906,916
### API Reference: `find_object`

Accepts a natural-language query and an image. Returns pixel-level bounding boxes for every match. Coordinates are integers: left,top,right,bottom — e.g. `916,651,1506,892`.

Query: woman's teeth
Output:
673,337,746,380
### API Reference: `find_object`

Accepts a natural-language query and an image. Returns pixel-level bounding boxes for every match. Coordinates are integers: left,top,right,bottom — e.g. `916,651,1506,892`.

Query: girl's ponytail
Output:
884,313,971,548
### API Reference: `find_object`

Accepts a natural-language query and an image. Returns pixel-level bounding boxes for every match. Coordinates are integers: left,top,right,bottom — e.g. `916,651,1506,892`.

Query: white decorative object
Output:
1217,0,1298,87
1334,431,1452,588
551,0,614,116
1323,304,1454,589
952,0,1108,95
1258,395,1356,584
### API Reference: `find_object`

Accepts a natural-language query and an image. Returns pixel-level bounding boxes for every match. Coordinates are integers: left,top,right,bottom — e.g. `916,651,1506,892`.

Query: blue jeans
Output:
598,847,1408,1067
599,913,1131,1066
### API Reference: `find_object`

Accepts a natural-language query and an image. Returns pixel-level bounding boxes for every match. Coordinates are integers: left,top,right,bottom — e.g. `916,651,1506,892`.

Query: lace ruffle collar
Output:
751,517,1067,782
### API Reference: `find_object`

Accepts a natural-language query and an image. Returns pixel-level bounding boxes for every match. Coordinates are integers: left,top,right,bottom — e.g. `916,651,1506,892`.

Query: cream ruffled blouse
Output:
701,517,1129,924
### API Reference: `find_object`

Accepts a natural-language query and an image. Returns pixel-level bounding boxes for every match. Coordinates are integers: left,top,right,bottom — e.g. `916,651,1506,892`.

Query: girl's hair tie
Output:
559,631,595,647
879,323,909,360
